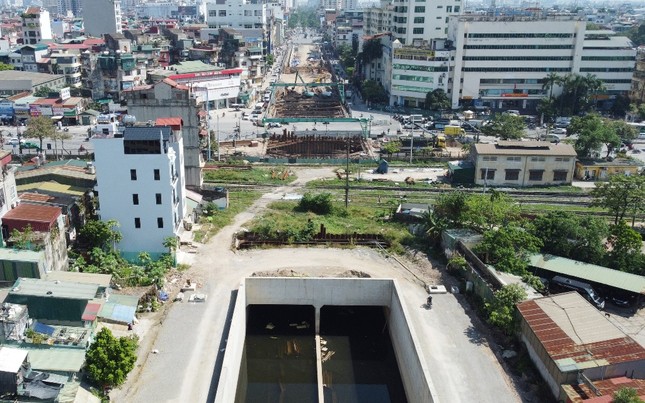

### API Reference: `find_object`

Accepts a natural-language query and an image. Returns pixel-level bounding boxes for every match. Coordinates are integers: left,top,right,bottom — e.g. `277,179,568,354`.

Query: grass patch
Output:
245,199,414,254
203,167,296,185
194,191,262,243
306,177,447,189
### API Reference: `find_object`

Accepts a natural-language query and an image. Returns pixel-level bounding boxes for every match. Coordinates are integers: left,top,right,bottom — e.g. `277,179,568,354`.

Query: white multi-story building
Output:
448,15,635,110
203,0,267,30
92,124,186,260
391,0,461,45
363,1,392,36
82,0,122,37
21,7,52,45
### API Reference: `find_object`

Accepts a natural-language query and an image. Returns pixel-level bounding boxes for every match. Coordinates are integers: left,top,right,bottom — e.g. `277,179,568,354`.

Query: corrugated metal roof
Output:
0,347,28,373
22,347,86,372
44,272,111,288
123,126,172,141
528,254,645,295
9,278,99,300
3,204,61,232
0,247,42,262
473,141,577,156
98,294,138,324
562,377,645,403
16,182,86,197
518,293,645,370
81,302,102,321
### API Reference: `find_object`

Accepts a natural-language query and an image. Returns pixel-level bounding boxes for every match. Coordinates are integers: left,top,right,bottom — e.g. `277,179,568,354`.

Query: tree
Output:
266,54,274,66
51,130,72,159
78,219,123,251
480,113,526,140
628,22,645,47
537,97,557,124
611,94,632,118
570,114,620,158
10,224,35,250
541,72,561,101
609,120,638,143
338,44,356,69
531,211,608,265
606,221,645,274
23,115,56,151
461,191,521,231
380,141,401,157
361,80,387,104
0,62,13,71
591,175,645,226
85,328,138,389
33,86,53,97
360,38,383,64
475,225,543,275
432,191,469,228
425,89,450,110
485,284,527,335
421,211,448,247
613,387,645,403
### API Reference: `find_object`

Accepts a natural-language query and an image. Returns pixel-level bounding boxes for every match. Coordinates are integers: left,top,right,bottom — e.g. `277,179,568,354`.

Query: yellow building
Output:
574,158,643,180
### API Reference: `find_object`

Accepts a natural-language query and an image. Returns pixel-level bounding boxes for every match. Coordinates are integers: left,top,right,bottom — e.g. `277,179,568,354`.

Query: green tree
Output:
628,22,645,46
485,284,527,335
591,175,645,226
421,211,448,247
85,328,138,389
381,141,401,158
481,113,526,140
606,221,645,273
33,86,53,97
0,62,14,71
425,89,451,110
338,44,356,69
609,120,638,143
611,94,632,118
266,54,274,66
541,72,562,101
537,97,557,124
531,211,608,265
570,114,620,158
475,225,543,275
78,219,123,251
462,192,521,231
361,80,387,104
432,191,469,228
10,224,35,250
613,387,645,403
23,115,56,151
360,38,383,64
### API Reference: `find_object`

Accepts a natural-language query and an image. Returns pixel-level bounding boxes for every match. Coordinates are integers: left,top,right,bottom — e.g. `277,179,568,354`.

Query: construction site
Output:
262,40,371,160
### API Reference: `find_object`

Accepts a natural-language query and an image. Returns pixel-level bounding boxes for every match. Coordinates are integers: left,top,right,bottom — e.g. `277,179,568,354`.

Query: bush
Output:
296,193,333,215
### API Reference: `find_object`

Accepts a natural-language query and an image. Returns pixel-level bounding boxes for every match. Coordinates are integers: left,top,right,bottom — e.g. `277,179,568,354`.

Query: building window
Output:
482,156,497,161
132,194,139,205
505,170,520,181
134,217,141,228
219,10,226,16
414,6,425,12
530,156,546,162
554,157,571,162
480,169,495,180
156,193,162,204
553,171,568,181
130,169,137,180
506,156,521,161
208,10,216,16
154,169,160,180
413,28,424,34
446,5,452,11
454,6,460,12
157,217,164,228
413,17,424,23
529,170,544,181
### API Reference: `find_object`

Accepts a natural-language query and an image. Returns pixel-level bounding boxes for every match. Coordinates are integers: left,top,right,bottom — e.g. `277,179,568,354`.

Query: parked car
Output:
267,122,281,128
551,128,567,135
549,275,605,309
22,142,40,150
8,137,25,146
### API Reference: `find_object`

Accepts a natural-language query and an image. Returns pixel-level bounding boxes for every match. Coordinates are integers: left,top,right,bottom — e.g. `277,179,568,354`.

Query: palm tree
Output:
541,72,561,100
583,74,605,111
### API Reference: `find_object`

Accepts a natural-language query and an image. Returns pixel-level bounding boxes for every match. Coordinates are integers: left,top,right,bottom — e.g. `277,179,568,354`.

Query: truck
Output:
444,125,466,136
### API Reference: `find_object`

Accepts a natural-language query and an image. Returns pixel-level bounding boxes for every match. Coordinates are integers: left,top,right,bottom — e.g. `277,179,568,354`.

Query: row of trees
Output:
538,72,612,119
287,9,319,29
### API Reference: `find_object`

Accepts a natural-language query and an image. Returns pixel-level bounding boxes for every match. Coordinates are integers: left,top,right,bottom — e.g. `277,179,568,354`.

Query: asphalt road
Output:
110,168,522,403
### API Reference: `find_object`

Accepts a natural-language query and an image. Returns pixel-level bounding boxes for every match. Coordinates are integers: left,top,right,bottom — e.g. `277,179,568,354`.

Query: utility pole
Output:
409,125,414,164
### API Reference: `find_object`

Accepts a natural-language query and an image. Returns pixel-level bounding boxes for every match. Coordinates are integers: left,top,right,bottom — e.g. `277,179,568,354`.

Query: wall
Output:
216,277,436,403
474,154,576,187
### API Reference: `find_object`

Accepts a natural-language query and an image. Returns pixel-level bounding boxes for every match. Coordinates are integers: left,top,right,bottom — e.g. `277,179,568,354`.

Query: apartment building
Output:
50,53,82,88
92,124,186,260
363,1,392,36
471,141,577,187
21,7,52,45
204,0,267,30
82,0,122,37
391,0,460,45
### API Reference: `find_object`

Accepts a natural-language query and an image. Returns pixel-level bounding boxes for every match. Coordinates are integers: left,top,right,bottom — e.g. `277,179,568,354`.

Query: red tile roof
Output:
81,302,102,321
562,377,645,402
162,78,189,91
2,203,61,232
518,298,645,367
155,117,183,129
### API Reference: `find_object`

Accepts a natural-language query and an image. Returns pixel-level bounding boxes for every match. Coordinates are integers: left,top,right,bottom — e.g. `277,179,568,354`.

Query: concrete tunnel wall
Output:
214,277,437,403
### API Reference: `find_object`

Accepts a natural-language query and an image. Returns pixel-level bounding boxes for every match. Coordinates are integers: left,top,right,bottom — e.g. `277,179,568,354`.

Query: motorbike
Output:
426,296,432,309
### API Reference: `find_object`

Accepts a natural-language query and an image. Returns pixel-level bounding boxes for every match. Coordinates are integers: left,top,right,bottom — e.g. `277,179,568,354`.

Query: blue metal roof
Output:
123,126,172,141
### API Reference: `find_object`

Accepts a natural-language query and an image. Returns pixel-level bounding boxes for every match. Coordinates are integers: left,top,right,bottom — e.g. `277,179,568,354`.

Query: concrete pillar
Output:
315,305,321,334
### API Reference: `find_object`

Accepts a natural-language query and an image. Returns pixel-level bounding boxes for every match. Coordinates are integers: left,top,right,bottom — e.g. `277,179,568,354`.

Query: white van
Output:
545,134,561,143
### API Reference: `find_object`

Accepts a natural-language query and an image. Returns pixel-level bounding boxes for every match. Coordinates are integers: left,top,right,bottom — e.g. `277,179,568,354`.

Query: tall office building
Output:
82,0,122,37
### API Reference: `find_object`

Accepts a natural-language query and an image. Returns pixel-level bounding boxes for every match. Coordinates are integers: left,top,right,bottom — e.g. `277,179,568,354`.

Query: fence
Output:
456,240,504,302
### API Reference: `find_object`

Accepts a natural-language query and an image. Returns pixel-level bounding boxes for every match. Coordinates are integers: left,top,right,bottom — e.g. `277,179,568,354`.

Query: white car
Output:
189,293,207,302
551,128,567,135
8,138,25,146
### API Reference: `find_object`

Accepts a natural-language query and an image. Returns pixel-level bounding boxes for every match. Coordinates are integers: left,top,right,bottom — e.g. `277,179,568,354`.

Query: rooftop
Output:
517,292,645,371
9,278,100,300
0,71,65,86
0,247,43,263
168,60,221,74
473,141,577,157
123,126,172,141
562,377,645,402
22,346,86,372
44,272,111,288
577,158,644,167
528,254,645,295
0,346,28,373
3,203,61,225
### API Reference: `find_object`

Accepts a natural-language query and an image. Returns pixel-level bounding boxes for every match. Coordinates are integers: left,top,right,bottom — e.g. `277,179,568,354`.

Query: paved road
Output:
111,167,522,403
